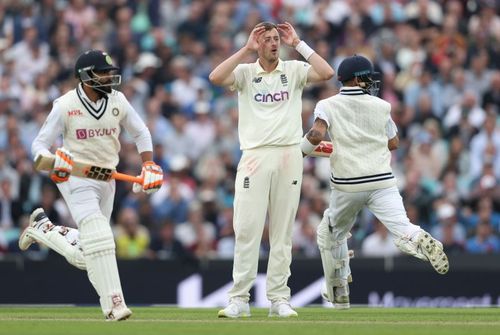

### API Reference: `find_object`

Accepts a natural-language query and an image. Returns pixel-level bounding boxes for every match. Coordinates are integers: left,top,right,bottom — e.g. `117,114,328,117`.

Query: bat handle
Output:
112,172,143,185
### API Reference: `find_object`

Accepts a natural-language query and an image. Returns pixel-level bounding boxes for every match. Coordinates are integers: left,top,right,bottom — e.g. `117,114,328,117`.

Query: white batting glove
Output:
132,161,163,194
50,148,74,183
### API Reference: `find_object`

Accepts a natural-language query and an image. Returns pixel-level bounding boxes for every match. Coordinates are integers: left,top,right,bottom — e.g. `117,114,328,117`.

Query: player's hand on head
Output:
246,25,265,51
133,161,163,194
277,22,299,47
50,148,74,183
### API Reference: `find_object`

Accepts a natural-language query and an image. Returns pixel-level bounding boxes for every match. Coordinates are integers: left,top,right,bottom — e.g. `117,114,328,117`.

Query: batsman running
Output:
18,50,163,321
209,21,334,318
301,55,449,309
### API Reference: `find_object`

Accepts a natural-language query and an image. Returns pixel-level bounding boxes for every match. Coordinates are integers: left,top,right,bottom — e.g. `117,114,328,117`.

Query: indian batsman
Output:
301,55,449,309
18,50,163,320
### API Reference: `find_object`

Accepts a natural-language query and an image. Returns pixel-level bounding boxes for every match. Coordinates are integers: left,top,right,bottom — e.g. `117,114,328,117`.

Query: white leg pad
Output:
80,213,126,317
27,225,86,270
317,213,351,302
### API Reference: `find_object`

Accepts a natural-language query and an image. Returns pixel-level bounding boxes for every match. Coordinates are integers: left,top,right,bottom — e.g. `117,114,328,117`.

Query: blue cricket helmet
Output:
337,55,380,95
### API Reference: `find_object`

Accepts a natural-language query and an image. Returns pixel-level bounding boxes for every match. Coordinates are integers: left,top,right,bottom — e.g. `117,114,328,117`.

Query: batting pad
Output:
80,213,124,316
28,225,86,270
317,213,351,302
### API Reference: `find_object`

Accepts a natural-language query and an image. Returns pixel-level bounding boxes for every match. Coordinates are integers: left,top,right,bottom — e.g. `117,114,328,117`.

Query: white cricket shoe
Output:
106,295,132,322
106,306,132,321
416,231,449,275
321,284,350,310
268,301,298,318
18,208,48,250
218,299,250,318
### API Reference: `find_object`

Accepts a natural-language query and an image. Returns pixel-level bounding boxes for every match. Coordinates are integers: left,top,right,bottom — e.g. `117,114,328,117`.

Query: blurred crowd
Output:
0,0,499,262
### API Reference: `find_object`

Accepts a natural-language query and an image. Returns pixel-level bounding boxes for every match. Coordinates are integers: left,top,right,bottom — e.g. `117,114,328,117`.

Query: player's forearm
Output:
209,46,252,86
307,53,335,81
140,151,154,163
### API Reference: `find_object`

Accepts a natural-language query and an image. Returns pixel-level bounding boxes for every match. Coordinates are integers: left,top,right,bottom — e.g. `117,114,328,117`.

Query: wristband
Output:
300,136,318,155
295,40,315,60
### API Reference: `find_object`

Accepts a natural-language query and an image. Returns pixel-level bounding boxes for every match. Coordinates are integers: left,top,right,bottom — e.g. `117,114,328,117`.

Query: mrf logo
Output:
67,109,82,117
76,128,117,139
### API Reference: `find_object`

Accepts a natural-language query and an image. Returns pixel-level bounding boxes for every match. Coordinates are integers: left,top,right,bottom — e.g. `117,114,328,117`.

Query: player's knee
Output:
79,213,115,255
66,249,87,270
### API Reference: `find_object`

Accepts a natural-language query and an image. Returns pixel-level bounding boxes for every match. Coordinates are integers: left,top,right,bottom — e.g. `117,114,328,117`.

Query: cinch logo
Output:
67,109,82,116
254,90,289,103
76,128,117,139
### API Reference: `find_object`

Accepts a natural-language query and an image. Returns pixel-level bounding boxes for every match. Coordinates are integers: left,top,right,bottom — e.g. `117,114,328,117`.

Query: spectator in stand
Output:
114,207,151,260
148,220,191,261
361,218,401,257
465,221,500,254
430,202,466,254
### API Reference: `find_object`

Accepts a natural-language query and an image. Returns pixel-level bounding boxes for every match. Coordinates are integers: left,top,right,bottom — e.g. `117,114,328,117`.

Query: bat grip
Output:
112,172,143,184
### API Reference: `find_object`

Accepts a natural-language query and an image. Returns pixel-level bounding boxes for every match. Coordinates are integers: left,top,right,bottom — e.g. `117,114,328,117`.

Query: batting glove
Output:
50,148,74,183
132,161,163,194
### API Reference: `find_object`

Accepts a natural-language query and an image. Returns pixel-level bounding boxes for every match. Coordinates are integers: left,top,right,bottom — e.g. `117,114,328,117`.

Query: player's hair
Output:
255,22,278,31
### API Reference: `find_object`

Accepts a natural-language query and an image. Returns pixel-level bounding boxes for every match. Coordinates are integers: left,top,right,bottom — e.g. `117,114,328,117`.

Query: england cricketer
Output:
209,21,334,318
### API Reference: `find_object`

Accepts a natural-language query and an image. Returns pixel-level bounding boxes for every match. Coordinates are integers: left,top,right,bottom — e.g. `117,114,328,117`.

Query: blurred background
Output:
0,0,499,307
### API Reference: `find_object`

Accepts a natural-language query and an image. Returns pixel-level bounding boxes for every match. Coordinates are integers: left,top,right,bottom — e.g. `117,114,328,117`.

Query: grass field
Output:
1,306,499,335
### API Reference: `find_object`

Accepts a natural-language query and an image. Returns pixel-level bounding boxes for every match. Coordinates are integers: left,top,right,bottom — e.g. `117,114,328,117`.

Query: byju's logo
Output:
76,128,117,139
254,90,289,103
76,129,87,139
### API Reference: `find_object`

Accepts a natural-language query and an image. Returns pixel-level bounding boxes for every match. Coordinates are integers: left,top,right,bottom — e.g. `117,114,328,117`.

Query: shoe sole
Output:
334,303,350,310
217,311,251,318
18,227,34,251
268,312,298,318
419,233,449,274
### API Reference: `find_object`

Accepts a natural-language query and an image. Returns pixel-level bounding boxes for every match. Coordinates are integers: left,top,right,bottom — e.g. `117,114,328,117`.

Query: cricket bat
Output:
309,140,333,158
34,154,143,184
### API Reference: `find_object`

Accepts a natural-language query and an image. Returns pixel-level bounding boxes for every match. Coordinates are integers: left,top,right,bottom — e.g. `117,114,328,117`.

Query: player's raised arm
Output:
277,21,334,83
209,25,266,87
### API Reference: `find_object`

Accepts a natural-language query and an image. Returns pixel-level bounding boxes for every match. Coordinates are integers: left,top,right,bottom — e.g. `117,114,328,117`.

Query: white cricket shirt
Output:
32,84,152,169
231,59,310,150
314,86,397,192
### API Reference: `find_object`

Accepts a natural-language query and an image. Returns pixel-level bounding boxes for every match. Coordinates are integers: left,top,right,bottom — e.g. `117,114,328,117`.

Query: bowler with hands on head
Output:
209,21,334,318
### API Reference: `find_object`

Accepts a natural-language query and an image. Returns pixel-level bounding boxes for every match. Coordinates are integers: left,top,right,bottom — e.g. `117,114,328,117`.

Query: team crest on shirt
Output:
112,108,119,116
280,74,288,86
252,77,262,83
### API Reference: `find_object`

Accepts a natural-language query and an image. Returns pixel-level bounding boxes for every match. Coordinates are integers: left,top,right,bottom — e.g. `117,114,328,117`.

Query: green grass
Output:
0,306,499,335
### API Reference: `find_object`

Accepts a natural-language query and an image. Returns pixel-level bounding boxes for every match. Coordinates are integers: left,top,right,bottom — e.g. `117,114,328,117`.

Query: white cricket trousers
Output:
57,176,115,224
229,145,303,303
328,185,421,241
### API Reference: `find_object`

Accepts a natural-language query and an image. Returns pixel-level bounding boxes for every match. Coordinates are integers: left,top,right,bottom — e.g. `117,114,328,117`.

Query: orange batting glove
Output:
132,161,163,194
50,148,74,183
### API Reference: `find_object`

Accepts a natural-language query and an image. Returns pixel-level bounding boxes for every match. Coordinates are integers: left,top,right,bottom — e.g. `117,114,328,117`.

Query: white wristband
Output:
300,136,318,155
295,40,315,60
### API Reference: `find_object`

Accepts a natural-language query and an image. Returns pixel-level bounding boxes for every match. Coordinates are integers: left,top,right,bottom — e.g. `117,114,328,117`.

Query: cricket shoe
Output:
269,301,298,318
18,208,50,250
416,231,449,275
218,299,250,318
106,306,132,321
106,294,132,321
321,275,352,310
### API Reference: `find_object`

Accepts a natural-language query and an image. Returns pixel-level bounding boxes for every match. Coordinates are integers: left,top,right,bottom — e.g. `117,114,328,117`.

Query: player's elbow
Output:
209,71,223,86
388,136,399,151
322,68,335,81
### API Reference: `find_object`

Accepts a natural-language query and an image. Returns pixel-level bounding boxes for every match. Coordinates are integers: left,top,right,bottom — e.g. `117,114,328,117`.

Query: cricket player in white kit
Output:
301,55,449,309
209,22,334,318
18,50,163,321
